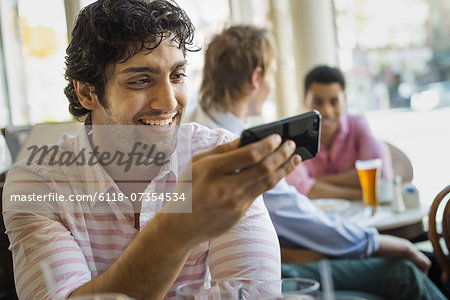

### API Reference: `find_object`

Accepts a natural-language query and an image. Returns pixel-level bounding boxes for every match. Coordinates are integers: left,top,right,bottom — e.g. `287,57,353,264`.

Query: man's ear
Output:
250,66,263,89
73,80,98,110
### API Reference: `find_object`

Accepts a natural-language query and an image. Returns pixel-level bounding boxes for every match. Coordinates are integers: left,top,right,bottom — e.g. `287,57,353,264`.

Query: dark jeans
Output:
281,258,446,300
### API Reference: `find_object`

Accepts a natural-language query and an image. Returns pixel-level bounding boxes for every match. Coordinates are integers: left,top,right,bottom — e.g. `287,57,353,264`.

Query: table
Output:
338,202,429,240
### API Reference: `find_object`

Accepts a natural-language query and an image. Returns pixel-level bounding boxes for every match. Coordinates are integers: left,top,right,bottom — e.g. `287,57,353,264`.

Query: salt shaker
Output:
392,175,406,213
403,183,421,208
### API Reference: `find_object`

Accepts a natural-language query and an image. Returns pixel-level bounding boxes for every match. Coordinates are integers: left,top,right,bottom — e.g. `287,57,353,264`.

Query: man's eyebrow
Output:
171,60,188,72
120,60,187,74
121,66,160,74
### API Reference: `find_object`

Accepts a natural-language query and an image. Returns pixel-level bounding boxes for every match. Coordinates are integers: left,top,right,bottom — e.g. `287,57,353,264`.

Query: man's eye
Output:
128,78,150,85
172,73,187,81
314,99,323,106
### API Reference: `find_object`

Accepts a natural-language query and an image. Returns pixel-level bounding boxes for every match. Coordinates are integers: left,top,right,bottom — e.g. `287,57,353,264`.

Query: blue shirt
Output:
183,104,380,258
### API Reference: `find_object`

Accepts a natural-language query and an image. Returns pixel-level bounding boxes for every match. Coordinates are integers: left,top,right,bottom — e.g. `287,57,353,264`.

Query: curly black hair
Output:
304,65,346,96
64,0,198,120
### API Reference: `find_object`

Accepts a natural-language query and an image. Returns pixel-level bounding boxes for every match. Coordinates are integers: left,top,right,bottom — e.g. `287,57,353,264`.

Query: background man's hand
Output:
375,234,431,274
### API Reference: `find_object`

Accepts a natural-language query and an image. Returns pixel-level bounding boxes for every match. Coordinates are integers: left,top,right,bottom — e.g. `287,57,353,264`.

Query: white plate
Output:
312,198,351,213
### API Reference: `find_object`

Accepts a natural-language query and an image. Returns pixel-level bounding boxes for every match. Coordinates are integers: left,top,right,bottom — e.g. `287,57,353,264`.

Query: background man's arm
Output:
307,180,362,200
286,163,361,200
317,169,360,187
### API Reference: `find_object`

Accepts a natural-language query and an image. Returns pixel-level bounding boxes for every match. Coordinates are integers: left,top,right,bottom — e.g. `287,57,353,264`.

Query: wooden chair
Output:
428,185,450,281
281,248,327,264
279,237,327,264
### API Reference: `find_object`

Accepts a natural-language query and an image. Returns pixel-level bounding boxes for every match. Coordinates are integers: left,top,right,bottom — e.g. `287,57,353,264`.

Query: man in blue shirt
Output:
184,25,445,299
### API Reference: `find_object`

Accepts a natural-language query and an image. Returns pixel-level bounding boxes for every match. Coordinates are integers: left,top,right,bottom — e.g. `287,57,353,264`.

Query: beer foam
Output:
355,158,382,170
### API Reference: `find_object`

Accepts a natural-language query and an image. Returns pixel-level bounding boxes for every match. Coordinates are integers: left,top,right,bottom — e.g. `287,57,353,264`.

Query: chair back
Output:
385,142,414,182
3,122,82,163
429,185,450,280
1,126,33,162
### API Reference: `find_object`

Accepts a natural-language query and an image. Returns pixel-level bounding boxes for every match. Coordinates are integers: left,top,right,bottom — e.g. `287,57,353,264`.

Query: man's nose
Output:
320,102,334,117
149,80,178,111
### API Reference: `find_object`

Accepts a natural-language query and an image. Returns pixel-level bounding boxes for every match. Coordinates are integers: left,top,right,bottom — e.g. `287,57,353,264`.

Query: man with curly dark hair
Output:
2,1,299,299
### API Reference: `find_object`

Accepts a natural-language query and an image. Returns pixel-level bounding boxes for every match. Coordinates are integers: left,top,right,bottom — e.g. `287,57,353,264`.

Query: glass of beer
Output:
355,159,382,216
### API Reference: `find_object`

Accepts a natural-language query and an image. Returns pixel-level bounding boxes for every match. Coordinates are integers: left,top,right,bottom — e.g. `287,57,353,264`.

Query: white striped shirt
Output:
2,123,280,299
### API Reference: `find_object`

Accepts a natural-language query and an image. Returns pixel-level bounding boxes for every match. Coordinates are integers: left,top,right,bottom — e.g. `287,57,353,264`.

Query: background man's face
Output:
91,38,188,156
304,82,345,144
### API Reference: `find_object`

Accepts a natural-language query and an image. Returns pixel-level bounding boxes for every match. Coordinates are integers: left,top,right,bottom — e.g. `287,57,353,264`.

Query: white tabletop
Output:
338,201,429,231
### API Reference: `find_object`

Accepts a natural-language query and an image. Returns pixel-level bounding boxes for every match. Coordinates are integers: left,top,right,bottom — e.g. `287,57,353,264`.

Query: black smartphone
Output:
240,110,321,161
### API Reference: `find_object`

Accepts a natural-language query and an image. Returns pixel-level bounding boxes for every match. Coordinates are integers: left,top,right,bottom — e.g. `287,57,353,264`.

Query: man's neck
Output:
225,98,250,123
89,129,162,195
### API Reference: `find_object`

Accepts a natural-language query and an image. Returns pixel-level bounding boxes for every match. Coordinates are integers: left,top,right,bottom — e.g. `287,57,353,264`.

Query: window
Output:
1,0,70,125
334,0,450,204
176,0,231,104
0,40,9,126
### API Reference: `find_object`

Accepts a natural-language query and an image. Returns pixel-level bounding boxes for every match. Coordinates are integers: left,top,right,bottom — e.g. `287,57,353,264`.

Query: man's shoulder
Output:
17,132,79,167
181,122,237,144
5,131,82,186
179,123,238,154
343,114,371,136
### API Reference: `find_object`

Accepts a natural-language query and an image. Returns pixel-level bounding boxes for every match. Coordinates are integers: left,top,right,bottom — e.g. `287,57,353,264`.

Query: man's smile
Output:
138,115,175,127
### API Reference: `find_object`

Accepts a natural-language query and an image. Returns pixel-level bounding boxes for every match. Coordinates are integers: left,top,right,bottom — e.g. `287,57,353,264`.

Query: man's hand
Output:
375,234,431,274
404,241,431,274
161,134,301,247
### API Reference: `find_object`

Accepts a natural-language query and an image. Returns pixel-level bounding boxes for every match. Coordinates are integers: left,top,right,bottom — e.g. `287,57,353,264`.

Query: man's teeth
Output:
141,118,172,126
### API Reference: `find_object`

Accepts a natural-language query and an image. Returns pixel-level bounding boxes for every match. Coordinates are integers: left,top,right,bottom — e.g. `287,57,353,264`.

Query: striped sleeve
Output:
189,123,238,156
208,195,281,281
3,165,91,300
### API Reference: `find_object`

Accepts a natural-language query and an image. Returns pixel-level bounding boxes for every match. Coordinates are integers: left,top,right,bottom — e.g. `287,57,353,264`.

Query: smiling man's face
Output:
304,82,345,147
90,38,188,156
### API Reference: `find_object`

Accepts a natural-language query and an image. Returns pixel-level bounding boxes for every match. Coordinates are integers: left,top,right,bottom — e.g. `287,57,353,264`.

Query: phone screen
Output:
240,110,321,161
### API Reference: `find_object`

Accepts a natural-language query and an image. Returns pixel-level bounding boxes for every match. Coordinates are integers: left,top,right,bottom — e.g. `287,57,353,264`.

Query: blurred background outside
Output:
0,0,449,205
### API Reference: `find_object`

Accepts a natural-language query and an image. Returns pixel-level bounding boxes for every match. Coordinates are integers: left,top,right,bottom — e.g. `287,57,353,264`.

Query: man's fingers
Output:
199,134,284,175
416,252,431,274
232,139,298,182
236,153,301,197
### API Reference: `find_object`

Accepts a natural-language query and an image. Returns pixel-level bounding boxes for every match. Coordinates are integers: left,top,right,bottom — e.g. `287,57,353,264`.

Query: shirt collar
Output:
75,125,116,209
336,114,349,140
207,106,246,135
